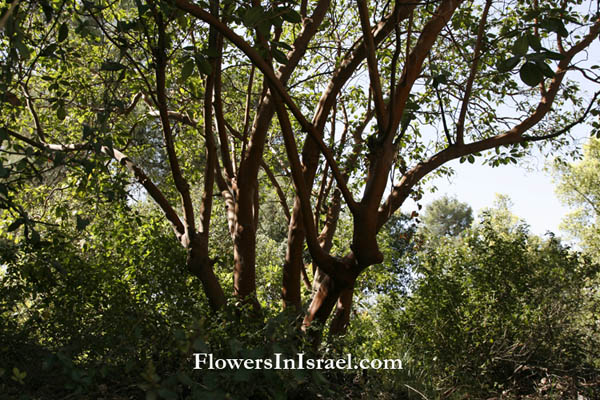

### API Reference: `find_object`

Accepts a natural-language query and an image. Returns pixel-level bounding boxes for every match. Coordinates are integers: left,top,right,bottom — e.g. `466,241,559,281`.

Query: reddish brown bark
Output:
170,0,600,339
187,239,226,310
303,256,357,331
176,0,333,306
329,286,354,335
301,0,463,335
282,199,305,310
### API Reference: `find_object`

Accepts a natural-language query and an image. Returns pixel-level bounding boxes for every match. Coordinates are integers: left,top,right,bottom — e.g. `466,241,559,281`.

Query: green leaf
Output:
0,128,8,143
525,52,547,62
243,6,264,27
257,20,271,38
192,337,206,351
53,151,66,165
41,43,58,57
272,41,292,51
30,229,40,244
100,61,127,71
7,218,25,232
204,47,219,58
233,368,251,382
57,105,66,120
432,74,447,88
497,56,521,73
15,38,31,60
58,22,69,43
540,18,569,38
527,34,541,51
76,215,91,231
177,372,195,386
40,0,53,21
195,55,212,75
157,388,177,400
83,124,93,138
12,367,26,381
0,165,9,179
512,35,529,56
535,61,555,78
181,59,195,81
272,48,288,64
281,8,302,24
519,62,544,86
543,50,565,60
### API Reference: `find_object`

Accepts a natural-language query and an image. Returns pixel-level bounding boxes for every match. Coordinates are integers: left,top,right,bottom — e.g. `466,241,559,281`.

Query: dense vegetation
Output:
2,0,600,398
2,192,599,398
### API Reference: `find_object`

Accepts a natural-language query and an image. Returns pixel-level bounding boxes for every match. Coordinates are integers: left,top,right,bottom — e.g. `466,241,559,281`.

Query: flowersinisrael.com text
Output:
193,353,403,370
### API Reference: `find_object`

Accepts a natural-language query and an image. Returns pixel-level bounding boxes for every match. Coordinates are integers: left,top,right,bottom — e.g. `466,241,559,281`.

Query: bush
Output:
373,217,600,398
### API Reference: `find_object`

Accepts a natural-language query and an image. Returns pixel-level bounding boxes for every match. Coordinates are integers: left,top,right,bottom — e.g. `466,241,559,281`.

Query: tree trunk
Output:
232,185,259,308
329,285,354,335
303,273,343,342
282,197,304,309
281,138,321,309
303,256,357,329
187,240,226,310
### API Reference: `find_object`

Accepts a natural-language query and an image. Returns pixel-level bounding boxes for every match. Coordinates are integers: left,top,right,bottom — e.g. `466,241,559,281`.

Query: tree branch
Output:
455,0,491,146
522,91,600,142
272,93,336,275
154,11,196,238
4,127,185,240
241,64,256,160
378,16,600,229
199,17,219,238
357,0,387,132
21,84,46,142
434,83,452,145
261,160,291,222
213,33,236,181
388,0,463,140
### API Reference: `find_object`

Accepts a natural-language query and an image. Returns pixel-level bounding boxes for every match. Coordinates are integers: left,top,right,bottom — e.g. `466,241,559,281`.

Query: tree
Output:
555,138,600,262
421,195,473,237
1,0,600,341
373,212,600,398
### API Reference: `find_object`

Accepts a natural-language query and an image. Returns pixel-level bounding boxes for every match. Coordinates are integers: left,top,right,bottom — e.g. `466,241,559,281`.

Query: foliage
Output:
0,200,335,399
1,0,598,317
420,195,473,237
362,211,600,398
1,0,600,397
555,138,600,262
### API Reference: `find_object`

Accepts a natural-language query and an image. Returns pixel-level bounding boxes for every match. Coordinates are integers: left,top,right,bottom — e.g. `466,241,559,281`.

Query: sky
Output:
397,26,600,239
401,156,571,236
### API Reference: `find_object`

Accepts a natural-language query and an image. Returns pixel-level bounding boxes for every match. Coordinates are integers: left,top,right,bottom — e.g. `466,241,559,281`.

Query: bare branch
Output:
272,93,336,275
213,34,236,181
389,0,463,140
434,83,452,145
522,91,600,142
21,84,46,142
0,0,19,31
241,65,256,160
378,17,600,229
154,11,196,237
199,22,218,237
455,0,491,146
4,128,185,240
261,160,291,222
357,0,387,132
